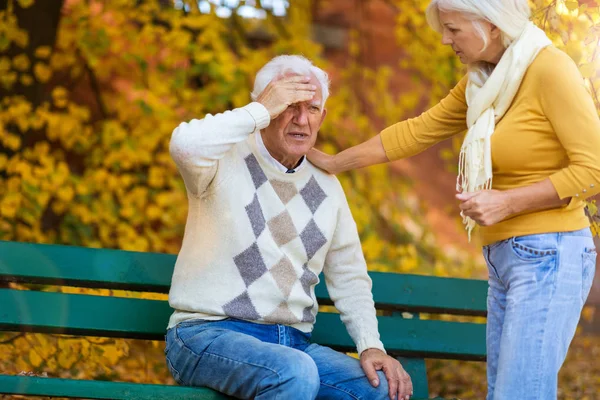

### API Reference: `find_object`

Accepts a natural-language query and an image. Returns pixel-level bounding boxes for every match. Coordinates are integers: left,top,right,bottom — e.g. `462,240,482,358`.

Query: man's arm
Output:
170,104,271,196
170,75,316,196
322,190,383,354
323,184,412,400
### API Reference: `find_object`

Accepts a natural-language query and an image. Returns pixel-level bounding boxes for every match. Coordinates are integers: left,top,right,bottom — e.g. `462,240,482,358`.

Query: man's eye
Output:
310,106,320,112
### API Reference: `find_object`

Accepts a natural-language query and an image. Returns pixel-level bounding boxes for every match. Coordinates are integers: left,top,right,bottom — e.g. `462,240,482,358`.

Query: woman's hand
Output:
456,190,513,227
307,148,337,174
457,179,569,227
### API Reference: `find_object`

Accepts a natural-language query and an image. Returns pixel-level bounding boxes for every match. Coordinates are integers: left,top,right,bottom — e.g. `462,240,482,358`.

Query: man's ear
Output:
318,108,327,129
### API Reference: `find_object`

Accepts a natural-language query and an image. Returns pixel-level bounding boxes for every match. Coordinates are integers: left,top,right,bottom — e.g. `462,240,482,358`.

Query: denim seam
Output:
319,380,362,400
582,251,597,303
204,351,282,377
173,327,284,378
531,240,560,396
174,324,210,356
205,350,285,398
255,370,286,399
173,340,285,391
165,353,184,385
485,246,504,287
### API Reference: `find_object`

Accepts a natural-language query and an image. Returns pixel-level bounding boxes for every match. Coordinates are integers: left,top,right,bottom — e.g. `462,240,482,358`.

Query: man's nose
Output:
293,106,309,125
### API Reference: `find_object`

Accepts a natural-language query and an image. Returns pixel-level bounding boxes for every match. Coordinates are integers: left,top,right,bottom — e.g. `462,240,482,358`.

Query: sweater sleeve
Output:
539,52,600,200
380,76,469,161
323,183,385,355
169,102,271,196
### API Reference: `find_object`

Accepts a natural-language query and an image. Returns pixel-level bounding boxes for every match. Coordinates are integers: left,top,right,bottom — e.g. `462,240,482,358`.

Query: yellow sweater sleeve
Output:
541,52,600,200
380,76,468,161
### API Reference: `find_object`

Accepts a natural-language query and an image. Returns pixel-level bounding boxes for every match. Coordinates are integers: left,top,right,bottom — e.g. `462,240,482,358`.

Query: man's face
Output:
261,74,327,168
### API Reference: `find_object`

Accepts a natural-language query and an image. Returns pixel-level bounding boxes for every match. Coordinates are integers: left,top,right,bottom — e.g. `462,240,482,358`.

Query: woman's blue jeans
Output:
483,228,596,399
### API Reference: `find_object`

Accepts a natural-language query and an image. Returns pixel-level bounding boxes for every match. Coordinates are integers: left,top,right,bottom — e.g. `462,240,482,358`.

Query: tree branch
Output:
75,48,109,119
0,333,24,345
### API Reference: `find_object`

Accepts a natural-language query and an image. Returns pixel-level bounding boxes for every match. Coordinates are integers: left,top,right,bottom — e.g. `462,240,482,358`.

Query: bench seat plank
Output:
0,375,443,400
0,375,231,399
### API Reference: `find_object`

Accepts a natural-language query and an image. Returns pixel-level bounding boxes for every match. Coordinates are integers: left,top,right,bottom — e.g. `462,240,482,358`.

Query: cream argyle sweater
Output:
167,102,385,354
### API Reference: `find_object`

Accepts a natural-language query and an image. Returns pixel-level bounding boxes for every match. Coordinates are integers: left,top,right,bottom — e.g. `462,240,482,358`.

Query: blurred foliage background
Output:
0,0,598,398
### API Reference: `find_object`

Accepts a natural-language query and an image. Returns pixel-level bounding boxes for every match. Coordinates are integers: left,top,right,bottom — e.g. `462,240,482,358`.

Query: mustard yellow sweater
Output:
381,47,600,245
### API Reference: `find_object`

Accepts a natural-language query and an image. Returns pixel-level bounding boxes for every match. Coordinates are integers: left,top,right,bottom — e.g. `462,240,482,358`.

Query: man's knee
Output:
261,351,320,398
369,371,390,400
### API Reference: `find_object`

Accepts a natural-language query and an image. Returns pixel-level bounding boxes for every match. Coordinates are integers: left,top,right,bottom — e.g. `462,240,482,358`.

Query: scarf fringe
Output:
458,140,493,242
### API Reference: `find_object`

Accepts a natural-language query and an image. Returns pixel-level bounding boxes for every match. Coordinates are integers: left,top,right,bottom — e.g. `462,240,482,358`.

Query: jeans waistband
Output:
176,317,312,348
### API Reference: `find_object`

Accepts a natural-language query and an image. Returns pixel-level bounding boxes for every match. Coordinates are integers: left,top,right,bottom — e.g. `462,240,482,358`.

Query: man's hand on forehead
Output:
257,75,317,120
277,70,311,80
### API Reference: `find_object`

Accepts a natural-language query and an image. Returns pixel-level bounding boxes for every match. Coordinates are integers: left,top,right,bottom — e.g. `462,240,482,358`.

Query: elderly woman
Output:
308,0,600,398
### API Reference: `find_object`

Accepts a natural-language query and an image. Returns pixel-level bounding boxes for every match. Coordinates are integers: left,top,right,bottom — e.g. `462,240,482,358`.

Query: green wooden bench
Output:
0,240,487,399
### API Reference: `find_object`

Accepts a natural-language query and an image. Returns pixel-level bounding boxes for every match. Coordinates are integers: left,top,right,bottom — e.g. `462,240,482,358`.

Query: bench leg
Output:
396,357,428,399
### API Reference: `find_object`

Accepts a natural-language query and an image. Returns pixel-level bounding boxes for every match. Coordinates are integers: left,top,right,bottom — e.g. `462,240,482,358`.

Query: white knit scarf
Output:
458,22,551,240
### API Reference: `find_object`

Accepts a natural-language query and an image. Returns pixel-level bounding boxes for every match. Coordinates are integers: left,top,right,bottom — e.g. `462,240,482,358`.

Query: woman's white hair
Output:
250,55,330,109
426,0,531,51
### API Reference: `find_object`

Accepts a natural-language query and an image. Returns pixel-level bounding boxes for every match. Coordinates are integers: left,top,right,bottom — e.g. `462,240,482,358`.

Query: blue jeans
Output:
483,228,596,400
164,318,390,399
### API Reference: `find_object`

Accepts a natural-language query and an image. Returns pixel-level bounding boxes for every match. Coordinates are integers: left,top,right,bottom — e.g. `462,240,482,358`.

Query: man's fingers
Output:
400,370,413,400
290,90,316,104
281,75,312,84
286,82,317,91
392,364,412,400
382,364,400,400
293,89,316,96
362,360,381,387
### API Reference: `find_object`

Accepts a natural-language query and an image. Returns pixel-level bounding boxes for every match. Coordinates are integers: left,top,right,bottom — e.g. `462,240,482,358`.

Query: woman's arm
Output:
541,51,600,201
309,76,469,174
307,135,388,174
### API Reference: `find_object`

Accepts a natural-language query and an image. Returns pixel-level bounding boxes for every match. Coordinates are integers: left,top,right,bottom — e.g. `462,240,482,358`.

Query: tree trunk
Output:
0,0,64,107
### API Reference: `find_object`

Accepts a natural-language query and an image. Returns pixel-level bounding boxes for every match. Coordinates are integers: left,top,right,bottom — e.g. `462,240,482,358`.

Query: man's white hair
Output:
250,55,330,109
426,0,531,51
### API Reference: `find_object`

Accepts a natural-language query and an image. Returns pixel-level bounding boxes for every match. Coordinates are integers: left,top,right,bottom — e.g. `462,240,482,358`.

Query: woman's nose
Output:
441,32,452,45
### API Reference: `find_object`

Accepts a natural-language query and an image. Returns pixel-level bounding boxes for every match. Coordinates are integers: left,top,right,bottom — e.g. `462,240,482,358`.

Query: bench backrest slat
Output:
0,241,487,316
0,289,486,361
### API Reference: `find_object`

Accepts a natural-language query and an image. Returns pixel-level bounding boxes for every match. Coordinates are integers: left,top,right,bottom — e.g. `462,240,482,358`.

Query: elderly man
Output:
165,55,412,400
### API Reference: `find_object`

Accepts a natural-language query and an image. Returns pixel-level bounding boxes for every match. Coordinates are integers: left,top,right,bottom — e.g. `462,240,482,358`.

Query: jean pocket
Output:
175,318,231,344
582,248,597,303
510,236,557,262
